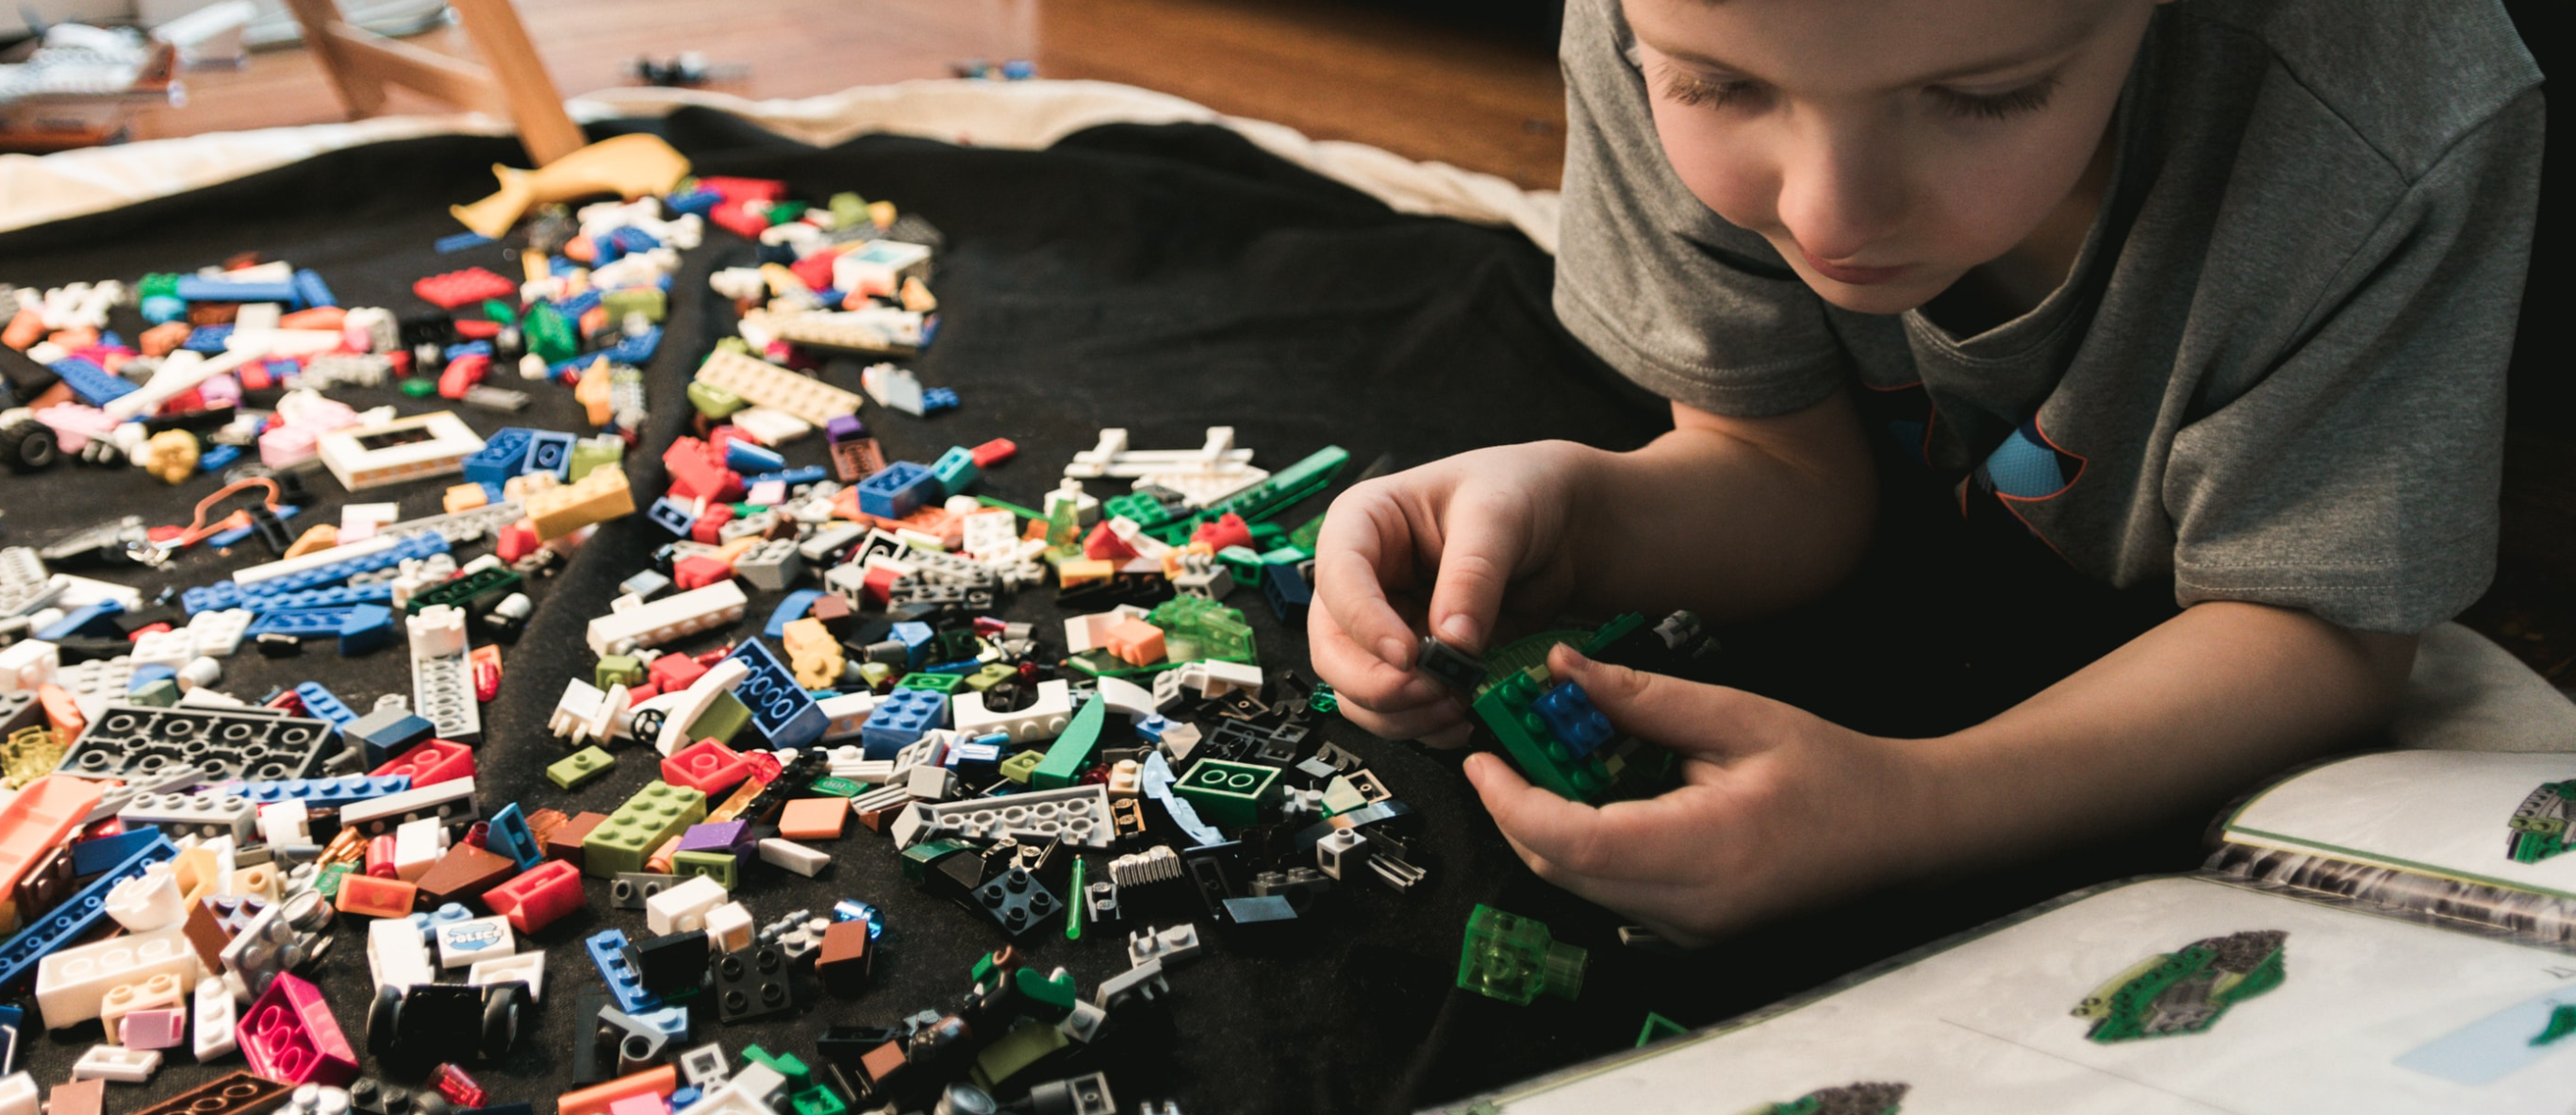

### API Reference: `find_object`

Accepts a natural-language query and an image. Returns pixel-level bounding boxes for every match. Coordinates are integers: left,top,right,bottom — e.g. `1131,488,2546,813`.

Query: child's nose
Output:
1773,131,1908,264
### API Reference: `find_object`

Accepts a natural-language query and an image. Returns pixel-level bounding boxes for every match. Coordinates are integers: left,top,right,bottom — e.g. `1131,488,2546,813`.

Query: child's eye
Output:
1661,73,1765,110
1926,75,2061,122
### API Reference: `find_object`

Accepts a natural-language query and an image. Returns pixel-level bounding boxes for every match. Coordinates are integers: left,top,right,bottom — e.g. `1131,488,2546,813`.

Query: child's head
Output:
1623,0,2163,314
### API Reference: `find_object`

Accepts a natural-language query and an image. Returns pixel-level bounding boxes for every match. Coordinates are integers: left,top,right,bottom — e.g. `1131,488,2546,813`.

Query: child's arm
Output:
1467,602,2419,946
1311,391,1876,745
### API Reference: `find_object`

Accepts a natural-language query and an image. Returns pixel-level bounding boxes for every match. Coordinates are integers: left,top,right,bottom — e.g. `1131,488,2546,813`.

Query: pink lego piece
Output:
607,1093,670,1115
260,424,319,468
31,404,115,454
239,974,359,1086
119,1007,189,1050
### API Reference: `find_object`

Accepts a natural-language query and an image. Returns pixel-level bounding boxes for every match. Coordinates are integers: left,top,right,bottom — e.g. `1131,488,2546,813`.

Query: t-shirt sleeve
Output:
1551,0,1845,418
2164,90,2544,634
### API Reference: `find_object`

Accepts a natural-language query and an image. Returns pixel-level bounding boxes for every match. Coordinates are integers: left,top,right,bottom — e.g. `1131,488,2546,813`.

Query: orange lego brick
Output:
558,1065,676,1115
777,798,848,841
335,874,418,919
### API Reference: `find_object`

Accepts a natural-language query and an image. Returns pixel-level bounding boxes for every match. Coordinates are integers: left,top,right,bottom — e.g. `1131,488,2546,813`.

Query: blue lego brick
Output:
1262,560,1313,624
486,804,543,869
666,188,720,216
943,740,1003,770
219,774,409,808
859,688,947,759
436,232,494,254
888,622,933,666
37,600,124,641
923,657,982,674
1134,714,1172,743
291,269,337,309
550,257,582,278
724,640,827,749
173,275,296,303
239,581,393,614
350,711,435,768
930,446,979,498
745,466,828,490
0,835,176,990
647,497,698,537
855,461,938,520
204,503,297,549
0,1003,19,1073
69,828,163,876
1531,682,1615,760
921,388,959,413
444,341,493,362
339,604,395,655
525,431,575,479
47,358,135,406
724,440,784,474
463,427,534,486
585,928,663,1013
920,317,940,349
130,665,178,692
294,682,358,727
609,226,660,254
764,590,825,640
589,234,625,267
240,531,448,596
243,603,395,653
555,290,603,320
198,444,241,473
182,325,234,354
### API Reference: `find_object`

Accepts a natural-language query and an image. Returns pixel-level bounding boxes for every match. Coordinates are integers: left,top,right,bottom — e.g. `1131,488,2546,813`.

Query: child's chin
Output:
1802,273,1949,316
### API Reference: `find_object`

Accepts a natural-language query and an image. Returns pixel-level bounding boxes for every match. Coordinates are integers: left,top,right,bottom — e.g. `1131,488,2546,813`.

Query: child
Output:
1311,0,2543,946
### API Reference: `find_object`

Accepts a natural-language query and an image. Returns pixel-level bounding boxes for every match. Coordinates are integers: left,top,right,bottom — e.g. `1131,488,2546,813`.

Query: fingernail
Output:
1377,638,1412,668
1439,614,1477,647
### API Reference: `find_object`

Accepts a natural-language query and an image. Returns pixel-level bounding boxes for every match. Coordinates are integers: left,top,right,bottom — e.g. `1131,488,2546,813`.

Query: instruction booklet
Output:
1437,750,2576,1114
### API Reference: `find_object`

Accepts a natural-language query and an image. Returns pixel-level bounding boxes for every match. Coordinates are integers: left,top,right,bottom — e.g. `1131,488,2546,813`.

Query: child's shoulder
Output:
2173,0,2539,177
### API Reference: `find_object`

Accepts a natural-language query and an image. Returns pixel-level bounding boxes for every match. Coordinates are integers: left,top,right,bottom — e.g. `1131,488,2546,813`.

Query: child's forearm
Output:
1570,392,1880,623
1897,601,2419,876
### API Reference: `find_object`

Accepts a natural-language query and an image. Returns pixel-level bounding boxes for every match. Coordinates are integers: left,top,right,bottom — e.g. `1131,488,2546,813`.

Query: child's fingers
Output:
1425,493,1530,652
1308,611,1449,710
1463,752,1628,879
1313,505,1426,672
1549,645,1775,760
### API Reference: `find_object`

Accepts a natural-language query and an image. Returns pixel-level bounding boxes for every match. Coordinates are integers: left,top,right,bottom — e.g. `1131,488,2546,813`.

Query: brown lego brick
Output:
46,1078,107,1115
132,1072,292,1115
817,918,872,996
414,842,520,907
546,811,609,868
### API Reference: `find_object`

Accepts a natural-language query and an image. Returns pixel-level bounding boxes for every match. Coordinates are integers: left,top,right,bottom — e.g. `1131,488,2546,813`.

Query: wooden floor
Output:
129,0,1573,189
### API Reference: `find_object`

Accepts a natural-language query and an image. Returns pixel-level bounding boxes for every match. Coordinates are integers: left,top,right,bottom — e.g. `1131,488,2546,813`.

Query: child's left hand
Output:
1462,644,1926,947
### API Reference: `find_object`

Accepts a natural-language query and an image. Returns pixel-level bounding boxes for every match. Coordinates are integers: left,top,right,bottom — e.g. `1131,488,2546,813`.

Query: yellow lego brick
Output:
443,483,489,513
525,465,637,541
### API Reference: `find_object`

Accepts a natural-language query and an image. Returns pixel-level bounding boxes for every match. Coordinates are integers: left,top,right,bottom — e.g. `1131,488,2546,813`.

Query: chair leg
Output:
280,0,388,118
448,0,586,165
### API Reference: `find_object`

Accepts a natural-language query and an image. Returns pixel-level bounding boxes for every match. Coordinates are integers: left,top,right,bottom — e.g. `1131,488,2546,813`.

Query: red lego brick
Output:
495,522,540,563
411,268,519,310
1190,512,1254,553
373,739,475,787
695,176,786,204
707,200,770,240
240,973,359,1086
438,353,490,399
659,438,742,502
481,858,581,934
687,504,735,546
1082,522,1137,560
672,555,735,591
662,739,751,796
648,653,708,691
969,439,1018,468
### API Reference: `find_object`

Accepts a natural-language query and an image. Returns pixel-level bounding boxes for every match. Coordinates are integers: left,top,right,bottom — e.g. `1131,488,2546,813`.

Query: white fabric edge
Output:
0,77,1561,251
2391,622,2576,752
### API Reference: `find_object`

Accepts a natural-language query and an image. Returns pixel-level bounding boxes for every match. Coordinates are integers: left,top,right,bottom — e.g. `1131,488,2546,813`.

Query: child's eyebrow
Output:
1637,20,2094,90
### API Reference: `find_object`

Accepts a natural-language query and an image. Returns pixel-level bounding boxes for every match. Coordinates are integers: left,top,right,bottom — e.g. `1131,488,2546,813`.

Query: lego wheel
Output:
481,980,531,1061
0,419,58,473
367,983,405,1057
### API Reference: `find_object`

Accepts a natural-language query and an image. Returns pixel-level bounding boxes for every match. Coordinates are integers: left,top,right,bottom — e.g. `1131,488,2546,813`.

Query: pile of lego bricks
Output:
0,115,1714,1115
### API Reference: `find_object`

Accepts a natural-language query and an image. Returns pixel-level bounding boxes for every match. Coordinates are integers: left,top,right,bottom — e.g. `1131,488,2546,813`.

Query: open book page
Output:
1443,877,2576,1114
2209,751,2576,942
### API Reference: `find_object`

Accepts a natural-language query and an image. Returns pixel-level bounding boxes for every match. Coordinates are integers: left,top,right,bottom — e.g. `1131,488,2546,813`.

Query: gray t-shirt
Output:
1554,0,2544,634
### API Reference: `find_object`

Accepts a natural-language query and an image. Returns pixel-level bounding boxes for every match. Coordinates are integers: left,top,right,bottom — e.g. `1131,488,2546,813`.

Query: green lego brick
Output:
1287,509,1326,552
806,775,866,798
1173,758,1280,829
2535,1005,2576,1047
602,287,669,324
1215,545,1265,588
688,379,748,419
1030,695,1107,790
744,1044,810,1084
523,301,579,364
406,567,522,614
1457,904,1586,1006
1478,628,1594,694
897,671,964,693
548,746,616,790
687,691,752,745
964,663,1016,691
1319,775,1368,816
582,780,707,878
481,298,518,326
567,439,623,482
975,494,1043,520
596,655,646,689
1473,665,1674,804
672,849,738,890
998,751,1043,785
855,662,895,689
1100,491,1179,532
790,1088,847,1115
968,1021,1069,1091
2072,930,2286,1042
1636,1012,1686,1047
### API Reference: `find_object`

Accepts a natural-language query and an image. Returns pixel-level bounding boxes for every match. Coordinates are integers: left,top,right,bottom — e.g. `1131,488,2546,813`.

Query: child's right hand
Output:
1309,441,1598,747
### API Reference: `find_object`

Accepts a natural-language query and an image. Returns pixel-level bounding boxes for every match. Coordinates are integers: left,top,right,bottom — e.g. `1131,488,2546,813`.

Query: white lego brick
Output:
192,975,236,1061
1063,426,1252,479
646,875,728,936
1095,676,1156,719
549,677,605,741
951,678,1074,744
1062,606,1150,655
469,948,547,1001
858,363,923,416
71,1043,160,1083
905,765,958,802
692,349,861,424
0,1071,33,1115
1125,924,1203,968
257,801,310,850
33,926,198,1028
756,838,830,879
729,407,812,446
318,409,486,491
586,579,748,657
391,816,446,881
103,867,186,933
368,917,436,993
174,686,247,708
127,628,193,672
434,915,514,969
340,776,477,836
0,639,57,692
228,529,407,589
817,691,879,741
704,901,754,953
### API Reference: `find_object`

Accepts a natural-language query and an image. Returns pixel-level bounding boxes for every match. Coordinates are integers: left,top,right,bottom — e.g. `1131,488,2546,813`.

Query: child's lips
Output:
1799,247,1910,285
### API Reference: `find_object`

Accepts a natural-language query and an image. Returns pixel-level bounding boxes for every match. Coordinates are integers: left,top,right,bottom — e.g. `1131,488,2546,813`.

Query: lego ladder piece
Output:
281,0,583,165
